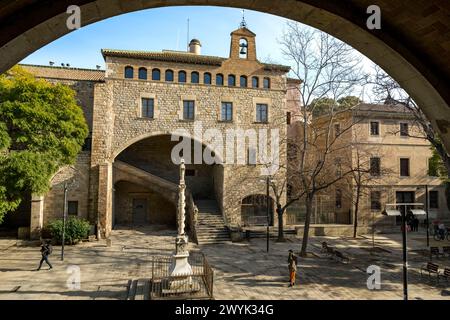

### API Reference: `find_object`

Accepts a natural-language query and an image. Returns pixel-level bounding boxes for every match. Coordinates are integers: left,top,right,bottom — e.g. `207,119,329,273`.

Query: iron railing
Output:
150,253,214,300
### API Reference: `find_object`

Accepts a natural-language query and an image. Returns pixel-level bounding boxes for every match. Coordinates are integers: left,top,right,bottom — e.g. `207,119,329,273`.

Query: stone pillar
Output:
30,195,44,240
97,162,113,239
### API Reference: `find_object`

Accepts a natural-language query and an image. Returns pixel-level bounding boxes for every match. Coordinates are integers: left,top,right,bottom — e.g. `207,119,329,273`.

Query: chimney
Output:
189,39,201,55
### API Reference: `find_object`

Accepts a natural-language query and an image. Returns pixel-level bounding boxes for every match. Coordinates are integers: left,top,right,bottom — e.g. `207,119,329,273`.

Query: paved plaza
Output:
0,225,449,300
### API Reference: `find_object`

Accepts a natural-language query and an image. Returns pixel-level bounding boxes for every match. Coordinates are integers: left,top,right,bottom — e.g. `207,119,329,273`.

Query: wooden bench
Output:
420,262,440,282
334,250,349,263
438,268,450,283
430,247,443,260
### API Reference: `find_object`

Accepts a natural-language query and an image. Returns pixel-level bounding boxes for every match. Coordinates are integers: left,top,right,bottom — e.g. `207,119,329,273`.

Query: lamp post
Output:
382,203,426,301
266,176,270,253
425,185,429,247
61,182,68,261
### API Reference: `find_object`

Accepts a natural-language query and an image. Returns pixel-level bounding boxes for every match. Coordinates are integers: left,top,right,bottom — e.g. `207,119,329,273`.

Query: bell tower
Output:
229,14,257,61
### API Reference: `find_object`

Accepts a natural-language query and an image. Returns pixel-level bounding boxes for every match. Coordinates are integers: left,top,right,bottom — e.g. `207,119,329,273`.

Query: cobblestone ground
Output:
0,225,449,300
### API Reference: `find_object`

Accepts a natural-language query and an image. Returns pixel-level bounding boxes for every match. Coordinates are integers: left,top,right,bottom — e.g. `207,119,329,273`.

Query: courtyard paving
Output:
0,225,449,300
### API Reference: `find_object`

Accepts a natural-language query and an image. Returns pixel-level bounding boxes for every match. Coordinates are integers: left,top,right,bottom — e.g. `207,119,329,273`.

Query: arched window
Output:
216,74,224,86
178,71,187,83
138,67,147,80
263,77,271,89
152,68,161,81
191,71,199,84
203,72,211,85
228,74,236,87
239,38,248,59
252,76,259,88
240,75,247,88
124,66,134,79
165,69,174,82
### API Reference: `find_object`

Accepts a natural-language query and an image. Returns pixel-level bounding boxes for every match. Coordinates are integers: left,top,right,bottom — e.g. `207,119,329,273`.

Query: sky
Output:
20,6,292,69
20,5,377,101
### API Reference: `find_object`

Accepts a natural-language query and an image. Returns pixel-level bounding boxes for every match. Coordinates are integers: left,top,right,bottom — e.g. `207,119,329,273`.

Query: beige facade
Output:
19,26,290,239
288,103,450,232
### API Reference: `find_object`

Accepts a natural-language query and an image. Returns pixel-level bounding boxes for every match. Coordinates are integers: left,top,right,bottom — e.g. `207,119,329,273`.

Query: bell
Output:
240,47,247,55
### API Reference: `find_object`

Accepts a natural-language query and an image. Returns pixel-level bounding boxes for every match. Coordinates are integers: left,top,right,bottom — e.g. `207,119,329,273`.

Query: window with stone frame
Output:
370,191,381,210
183,100,195,120
370,121,380,136
216,74,224,86
124,66,134,79
138,67,147,80
141,98,154,118
370,157,381,176
221,102,233,122
252,76,259,88
256,103,268,123
400,158,410,176
165,69,174,82
178,70,187,83
191,71,199,84
429,190,439,209
240,75,247,88
204,72,212,85
263,77,271,89
68,201,78,216
400,122,409,136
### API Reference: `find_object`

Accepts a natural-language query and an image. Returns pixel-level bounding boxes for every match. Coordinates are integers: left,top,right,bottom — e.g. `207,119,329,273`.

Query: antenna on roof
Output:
187,18,190,52
240,9,247,28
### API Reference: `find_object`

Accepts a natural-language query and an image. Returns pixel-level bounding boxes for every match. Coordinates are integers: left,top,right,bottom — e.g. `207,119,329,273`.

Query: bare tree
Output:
279,22,369,256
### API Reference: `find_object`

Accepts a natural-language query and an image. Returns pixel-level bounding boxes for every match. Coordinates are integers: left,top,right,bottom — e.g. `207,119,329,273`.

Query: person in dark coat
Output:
288,249,297,287
37,241,53,270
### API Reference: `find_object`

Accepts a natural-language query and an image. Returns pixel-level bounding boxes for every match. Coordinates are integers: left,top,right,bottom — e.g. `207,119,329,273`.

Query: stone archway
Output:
1,1,449,151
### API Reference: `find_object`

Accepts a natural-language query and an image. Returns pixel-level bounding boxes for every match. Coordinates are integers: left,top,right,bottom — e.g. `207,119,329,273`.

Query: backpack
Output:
47,244,53,255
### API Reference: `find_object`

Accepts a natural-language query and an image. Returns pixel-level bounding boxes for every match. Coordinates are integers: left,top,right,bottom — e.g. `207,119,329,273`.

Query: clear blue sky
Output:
20,6,292,70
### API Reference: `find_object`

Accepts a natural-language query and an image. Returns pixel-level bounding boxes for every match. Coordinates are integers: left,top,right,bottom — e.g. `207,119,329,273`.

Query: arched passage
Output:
110,134,224,231
1,1,449,150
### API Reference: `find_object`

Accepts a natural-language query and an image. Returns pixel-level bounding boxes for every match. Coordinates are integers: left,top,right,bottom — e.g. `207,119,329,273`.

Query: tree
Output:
310,96,362,117
371,65,450,209
279,22,368,256
0,66,88,223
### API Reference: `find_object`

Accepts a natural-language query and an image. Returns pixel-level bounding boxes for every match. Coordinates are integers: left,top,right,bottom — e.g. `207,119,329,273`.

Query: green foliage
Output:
47,216,90,244
428,145,449,182
309,96,362,117
0,66,88,223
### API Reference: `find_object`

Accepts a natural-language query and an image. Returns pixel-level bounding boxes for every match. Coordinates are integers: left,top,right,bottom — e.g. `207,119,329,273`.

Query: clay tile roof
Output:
101,49,291,72
352,103,413,114
102,49,225,66
20,64,105,81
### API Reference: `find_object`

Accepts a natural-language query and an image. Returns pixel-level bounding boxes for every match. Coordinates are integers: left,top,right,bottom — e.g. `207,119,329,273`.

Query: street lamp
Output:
382,203,426,301
260,175,273,253
61,178,77,261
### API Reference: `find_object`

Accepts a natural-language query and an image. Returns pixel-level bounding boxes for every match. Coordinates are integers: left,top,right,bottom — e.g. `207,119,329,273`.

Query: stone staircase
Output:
195,200,230,245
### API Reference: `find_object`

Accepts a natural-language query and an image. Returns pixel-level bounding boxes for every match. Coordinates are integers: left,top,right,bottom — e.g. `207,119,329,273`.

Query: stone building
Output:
286,102,450,235
10,25,291,242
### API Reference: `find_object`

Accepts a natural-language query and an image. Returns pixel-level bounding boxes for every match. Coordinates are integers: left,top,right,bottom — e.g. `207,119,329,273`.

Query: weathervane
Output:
240,9,247,28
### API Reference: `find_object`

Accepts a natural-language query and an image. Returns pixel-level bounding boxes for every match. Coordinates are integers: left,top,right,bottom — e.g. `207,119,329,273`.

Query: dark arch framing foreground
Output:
0,0,449,151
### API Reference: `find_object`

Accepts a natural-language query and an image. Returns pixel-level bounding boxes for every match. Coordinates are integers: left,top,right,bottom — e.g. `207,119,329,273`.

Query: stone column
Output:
30,195,44,240
169,159,192,277
97,162,113,239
